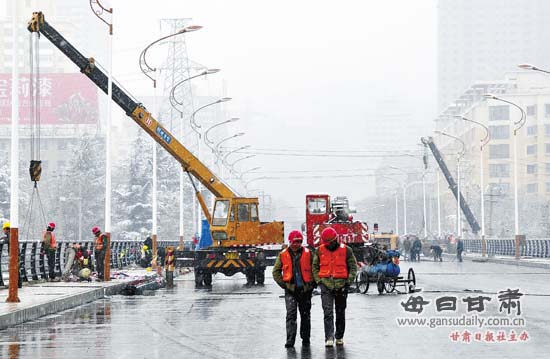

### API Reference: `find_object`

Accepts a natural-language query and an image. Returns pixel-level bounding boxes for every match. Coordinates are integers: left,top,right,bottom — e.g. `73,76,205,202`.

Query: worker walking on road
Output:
92,226,108,281
313,227,358,347
273,230,314,348
42,222,58,281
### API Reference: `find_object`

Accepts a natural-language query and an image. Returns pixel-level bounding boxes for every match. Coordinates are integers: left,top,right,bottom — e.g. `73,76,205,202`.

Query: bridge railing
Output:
462,238,550,258
0,239,180,286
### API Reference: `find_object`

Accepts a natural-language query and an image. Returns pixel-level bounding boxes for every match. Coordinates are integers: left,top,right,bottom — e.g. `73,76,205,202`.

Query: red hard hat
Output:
48,222,56,229
288,230,304,242
321,227,338,242
92,226,100,234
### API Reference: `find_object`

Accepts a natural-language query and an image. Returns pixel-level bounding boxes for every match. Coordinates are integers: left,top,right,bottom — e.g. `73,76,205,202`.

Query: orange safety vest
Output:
42,231,57,249
281,247,312,283
95,234,106,251
318,243,348,279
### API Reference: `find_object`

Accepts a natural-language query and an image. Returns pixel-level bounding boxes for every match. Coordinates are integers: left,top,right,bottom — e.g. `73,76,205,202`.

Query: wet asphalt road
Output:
1,259,549,359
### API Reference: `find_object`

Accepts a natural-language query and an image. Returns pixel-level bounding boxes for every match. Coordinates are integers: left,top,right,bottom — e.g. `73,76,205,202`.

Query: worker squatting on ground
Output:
62,243,92,281
92,226,108,281
272,230,314,348
313,227,358,347
42,222,58,281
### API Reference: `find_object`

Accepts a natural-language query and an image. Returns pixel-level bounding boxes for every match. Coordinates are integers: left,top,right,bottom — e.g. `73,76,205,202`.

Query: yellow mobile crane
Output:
27,12,283,287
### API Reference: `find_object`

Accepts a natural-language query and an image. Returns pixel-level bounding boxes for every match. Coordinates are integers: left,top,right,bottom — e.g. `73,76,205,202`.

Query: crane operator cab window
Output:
308,198,327,215
251,204,259,222
238,203,250,221
213,200,230,226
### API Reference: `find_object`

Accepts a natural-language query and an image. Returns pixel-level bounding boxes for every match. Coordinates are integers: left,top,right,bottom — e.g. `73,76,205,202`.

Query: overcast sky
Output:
113,0,436,207
11,0,438,221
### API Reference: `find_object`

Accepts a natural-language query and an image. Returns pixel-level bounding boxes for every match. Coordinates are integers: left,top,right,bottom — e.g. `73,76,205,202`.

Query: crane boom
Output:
27,12,234,200
422,136,481,234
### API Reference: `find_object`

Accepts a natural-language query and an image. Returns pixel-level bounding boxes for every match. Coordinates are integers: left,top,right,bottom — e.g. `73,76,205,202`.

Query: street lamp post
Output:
455,115,491,255
89,0,114,281
169,68,217,249
222,146,251,188
381,175,401,235
483,93,526,259
389,166,408,234
140,25,201,267
190,97,231,237
170,68,220,110
203,118,240,206
435,130,465,237
215,132,245,181
204,117,239,151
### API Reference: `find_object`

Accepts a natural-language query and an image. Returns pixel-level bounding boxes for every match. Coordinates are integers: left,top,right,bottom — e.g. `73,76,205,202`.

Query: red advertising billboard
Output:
0,73,98,125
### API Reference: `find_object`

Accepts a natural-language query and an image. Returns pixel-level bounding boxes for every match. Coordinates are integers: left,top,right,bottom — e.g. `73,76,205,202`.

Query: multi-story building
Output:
436,71,550,236
438,0,550,111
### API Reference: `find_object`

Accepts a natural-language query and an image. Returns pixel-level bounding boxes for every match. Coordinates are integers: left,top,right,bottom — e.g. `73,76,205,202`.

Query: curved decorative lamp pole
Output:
139,25,202,88
215,132,245,155
454,115,490,253
190,97,232,134
170,68,220,110
204,117,239,151
483,94,525,244
139,24,200,265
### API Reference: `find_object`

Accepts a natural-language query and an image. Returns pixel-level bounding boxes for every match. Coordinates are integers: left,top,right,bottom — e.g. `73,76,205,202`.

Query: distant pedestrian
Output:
411,237,422,262
403,237,411,261
456,237,464,262
42,222,58,281
92,226,108,281
272,230,314,348
313,227,358,347
430,244,443,262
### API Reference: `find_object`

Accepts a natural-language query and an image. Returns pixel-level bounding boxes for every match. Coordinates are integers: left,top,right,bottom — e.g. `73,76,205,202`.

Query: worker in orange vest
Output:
92,226,108,281
313,227,357,347
272,230,314,348
42,222,58,281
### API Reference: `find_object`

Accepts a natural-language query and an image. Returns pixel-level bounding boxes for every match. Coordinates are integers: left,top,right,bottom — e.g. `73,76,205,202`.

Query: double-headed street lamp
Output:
454,116,490,248
435,130,465,237
483,94,525,239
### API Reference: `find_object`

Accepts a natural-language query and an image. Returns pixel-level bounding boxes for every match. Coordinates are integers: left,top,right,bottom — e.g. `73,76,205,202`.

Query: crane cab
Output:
211,197,262,247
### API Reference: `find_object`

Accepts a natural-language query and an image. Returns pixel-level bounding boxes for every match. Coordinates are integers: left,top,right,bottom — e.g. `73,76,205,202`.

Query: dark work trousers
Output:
285,288,312,345
320,284,348,340
46,250,56,279
457,249,463,262
95,250,106,278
